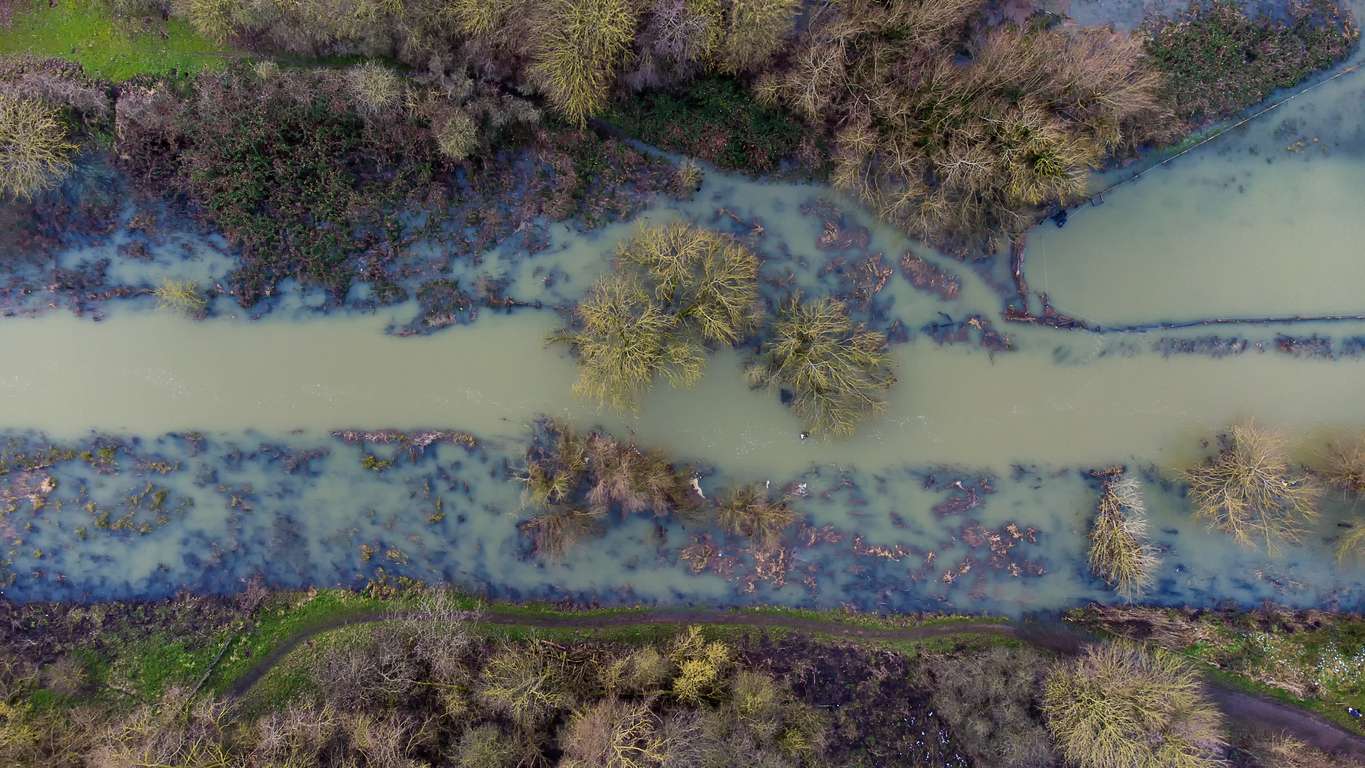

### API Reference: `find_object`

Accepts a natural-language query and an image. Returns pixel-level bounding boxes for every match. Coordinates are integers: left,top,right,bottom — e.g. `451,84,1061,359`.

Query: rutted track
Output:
223,608,1365,760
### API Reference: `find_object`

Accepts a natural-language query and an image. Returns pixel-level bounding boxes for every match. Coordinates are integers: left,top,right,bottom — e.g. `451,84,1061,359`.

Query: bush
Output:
454,723,522,768
345,62,403,116
561,698,669,768
622,0,721,90
435,109,479,160
668,626,731,705
747,295,894,437
1145,0,1360,123
552,222,760,410
920,646,1057,768
1183,423,1321,552
1043,642,1224,768
518,506,605,558
760,0,1168,248
530,0,641,126
478,641,575,729
1088,475,1160,599
715,485,794,550
154,278,208,317
714,0,798,74
0,94,76,200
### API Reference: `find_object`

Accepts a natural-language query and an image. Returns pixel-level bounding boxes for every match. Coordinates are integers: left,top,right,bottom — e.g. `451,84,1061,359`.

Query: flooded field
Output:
3,28,1365,614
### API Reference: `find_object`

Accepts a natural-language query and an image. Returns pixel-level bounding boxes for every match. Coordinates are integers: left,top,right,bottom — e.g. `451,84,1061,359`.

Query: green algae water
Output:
4,44,1365,611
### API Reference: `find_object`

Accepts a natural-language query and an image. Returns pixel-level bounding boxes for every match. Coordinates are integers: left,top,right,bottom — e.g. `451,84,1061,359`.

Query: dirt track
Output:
225,608,1365,760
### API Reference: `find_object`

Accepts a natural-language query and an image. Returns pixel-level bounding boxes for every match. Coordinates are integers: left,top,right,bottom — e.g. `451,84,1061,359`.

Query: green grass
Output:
0,0,228,81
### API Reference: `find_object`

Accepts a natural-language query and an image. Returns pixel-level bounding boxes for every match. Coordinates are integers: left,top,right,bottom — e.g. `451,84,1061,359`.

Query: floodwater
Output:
2,32,1365,613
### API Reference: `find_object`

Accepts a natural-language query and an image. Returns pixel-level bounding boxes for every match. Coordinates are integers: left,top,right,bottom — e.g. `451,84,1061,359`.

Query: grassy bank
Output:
0,0,227,80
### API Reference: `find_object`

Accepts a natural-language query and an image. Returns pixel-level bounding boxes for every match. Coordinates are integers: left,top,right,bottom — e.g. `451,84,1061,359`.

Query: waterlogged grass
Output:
0,0,227,81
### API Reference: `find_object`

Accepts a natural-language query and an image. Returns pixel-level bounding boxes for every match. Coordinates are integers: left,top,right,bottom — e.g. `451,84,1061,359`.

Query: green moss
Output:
112,634,223,701
0,0,228,81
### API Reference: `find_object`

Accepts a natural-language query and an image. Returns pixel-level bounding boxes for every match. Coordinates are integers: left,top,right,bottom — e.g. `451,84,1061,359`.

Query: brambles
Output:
154,278,208,317
1145,0,1360,123
1088,475,1160,599
1043,642,1225,768
345,62,403,117
715,484,794,550
0,94,75,200
553,222,760,410
747,295,894,437
530,0,641,126
760,0,1168,248
1184,423,1321,552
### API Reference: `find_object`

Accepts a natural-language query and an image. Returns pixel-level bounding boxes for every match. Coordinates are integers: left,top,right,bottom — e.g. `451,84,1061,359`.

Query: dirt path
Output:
224,608,1365,760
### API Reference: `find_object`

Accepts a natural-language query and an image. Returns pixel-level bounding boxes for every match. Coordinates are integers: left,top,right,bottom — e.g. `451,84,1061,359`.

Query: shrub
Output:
760,0,1168,248
668,626,731,705
715,485,794,550
181,0,238,44
673,157,703,197
1145,0,1360,123
920,646,1057,768
345,62,403,116
154,278,208,316
1319,434,1365,496
478,641,575,729
1088,475,1160,599
602,647,673,696
435,109,479,160
518,506,605,558
1183,423,1321,552
0,94,76,200
1043,642,1225,768
561,698,669,768
747,295,894,437
552,222,760,410
1241,733,1359,768
530,0,641,126
714,0,799,74
455,723,523,768
622,0,721,90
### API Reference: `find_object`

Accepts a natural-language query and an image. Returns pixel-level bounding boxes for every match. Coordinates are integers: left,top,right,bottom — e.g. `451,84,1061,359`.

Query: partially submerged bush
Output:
715,484,794,550
1088,475,1160,599
0,95,76,200
1043,642,1225,768
1184,423,1321,552
154,278,208,317
1318,434,1365,561
553,222,760,410
747,295,894,437
518,506,605,558
531,0,641,126
760,0,1168,248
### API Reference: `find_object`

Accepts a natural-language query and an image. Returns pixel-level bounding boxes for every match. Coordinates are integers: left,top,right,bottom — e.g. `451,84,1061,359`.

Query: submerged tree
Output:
1043,642,1225,768
0,95,76,200
1183,423,1321,552
553,222,760,411
1088,475,1159,600
714,484,795,551
1318,434,1365,561
747,296,895,437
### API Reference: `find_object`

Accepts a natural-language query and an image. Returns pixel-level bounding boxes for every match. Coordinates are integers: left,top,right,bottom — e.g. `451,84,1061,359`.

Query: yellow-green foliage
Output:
1183,423,1321,552
435,109,479,160
716,484,795,550
602,647,674,696
345,62,402,116
530,0,641,126
760,0,1167,246
0,94,75,200
1088,475,1159,600
154,278,208,316
478,641,575,729
669,626,731,705
455,723,524,768
182,0,239,44
747,295,895,437
1043,642,1225,768
553,223,760,410
715,0,799,73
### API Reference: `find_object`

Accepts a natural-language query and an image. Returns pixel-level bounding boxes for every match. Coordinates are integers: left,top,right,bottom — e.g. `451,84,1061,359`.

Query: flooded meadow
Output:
3,26,1365,616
